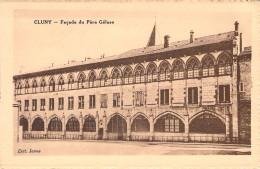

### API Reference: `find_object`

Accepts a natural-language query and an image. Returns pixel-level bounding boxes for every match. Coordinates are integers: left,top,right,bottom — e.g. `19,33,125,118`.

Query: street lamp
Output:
13,100,21,143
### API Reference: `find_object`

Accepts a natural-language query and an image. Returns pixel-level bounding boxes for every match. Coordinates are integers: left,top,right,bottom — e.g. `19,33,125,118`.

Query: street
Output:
15,140,251,155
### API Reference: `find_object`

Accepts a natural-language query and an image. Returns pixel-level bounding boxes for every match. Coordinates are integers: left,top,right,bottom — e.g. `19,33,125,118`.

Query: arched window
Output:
78,73,85,89
49,77,55,92
190,113,225,134
202,56,215,76
173,60,184,79
58,76,65,90
66,117,79,132
131,115,150,132
32,117,44,131
124,67,133,84
159,62,171,81
154,114,184,133
147,63,157,82
20,117,28,131
68,74,74,90
218,54,232,75
107,115,127,133
25,80,30,94
48,117,62,131
187,58,200,78
112,68,121,85
89,72,96,88
16,81,22,95
135,65,145,83
32,79,37,93
40,78,46,92
100,70,108,87
83,116,96,132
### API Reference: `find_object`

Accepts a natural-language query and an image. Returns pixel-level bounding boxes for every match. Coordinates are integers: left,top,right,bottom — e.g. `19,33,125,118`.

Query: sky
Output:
13,4,252,75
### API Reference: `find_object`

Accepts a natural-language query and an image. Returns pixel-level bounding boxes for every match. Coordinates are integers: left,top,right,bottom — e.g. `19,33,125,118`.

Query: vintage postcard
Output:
0,1,259,168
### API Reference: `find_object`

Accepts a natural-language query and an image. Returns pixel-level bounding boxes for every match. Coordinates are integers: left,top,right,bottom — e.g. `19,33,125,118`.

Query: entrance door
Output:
98,128,103,140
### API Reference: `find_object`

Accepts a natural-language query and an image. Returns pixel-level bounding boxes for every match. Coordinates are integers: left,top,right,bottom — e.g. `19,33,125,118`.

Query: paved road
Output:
15,140,251,155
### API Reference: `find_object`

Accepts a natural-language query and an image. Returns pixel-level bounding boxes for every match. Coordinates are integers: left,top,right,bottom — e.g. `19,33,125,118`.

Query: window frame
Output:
78,96,84,109
188,87,199,104
58,97,64,110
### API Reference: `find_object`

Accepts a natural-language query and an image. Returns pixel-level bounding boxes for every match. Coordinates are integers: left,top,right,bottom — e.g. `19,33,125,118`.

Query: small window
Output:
58,97,64,110
78,96,84,109
124,67,133,84
32,99,37,111
49,78,55,92
40,99,45,111
78,73,85,89
32,80,37,93
188,87,198,104
68,75,74,90
40,79,46,92
100,94,108,108
187,58,200,78
160,89,169,105
100,71,108,87
113,93,120,107
89,95,96,108
239,82,245,92
16,81,22,95
58,77,65,90
219,85,230,103
49,98,54,110
24,100,29,111
68,97,74,110
135,91,144,106
25,81,30,94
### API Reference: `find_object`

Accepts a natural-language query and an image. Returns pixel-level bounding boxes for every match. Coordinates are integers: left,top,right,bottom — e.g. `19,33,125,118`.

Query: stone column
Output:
44,113,47,138
95,111,99,140
79,112,83,140
62,113,65,139
28,113,31,134
149,110,154,141
184,114,189,142
231,23,239,143
103,111,107,140
225,108,231,143
126,110,131,141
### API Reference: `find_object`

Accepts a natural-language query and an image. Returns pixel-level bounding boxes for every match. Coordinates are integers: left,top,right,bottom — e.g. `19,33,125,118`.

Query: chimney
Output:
240,33,242,54
234,21,239,36
164,35,170,48
190,30,194,43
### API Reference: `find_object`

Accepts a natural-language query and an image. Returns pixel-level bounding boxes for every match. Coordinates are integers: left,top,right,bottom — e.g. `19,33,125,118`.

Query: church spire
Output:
146,23,156,47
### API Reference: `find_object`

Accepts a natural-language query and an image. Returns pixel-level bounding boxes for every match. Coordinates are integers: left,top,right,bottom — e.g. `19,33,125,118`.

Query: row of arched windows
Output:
20,112,226,134
16,53,232,94
20,116,96,132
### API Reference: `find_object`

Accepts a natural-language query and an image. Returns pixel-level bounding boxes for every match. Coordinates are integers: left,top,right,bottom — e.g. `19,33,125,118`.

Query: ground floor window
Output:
32,117,44,131
20,117,28,131
83,116,96,132
131,115,150,132
154,114,184,132
66,117,79,131
48,117,62,131
189,113,225,134
108,115,127,133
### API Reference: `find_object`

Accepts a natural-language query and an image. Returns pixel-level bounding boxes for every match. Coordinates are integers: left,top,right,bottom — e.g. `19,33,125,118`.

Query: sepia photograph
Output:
0,1,259,168
12,8,253,156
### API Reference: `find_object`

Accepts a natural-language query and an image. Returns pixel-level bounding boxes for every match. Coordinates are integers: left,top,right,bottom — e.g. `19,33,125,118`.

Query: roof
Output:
14,31,235,77
240,46,252,55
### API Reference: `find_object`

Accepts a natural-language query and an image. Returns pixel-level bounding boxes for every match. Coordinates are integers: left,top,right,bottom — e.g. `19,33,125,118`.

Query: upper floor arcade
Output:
14,51,234,96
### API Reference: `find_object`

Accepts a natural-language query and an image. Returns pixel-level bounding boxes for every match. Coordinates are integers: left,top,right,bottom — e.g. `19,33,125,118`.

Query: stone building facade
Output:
13,22,251,143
